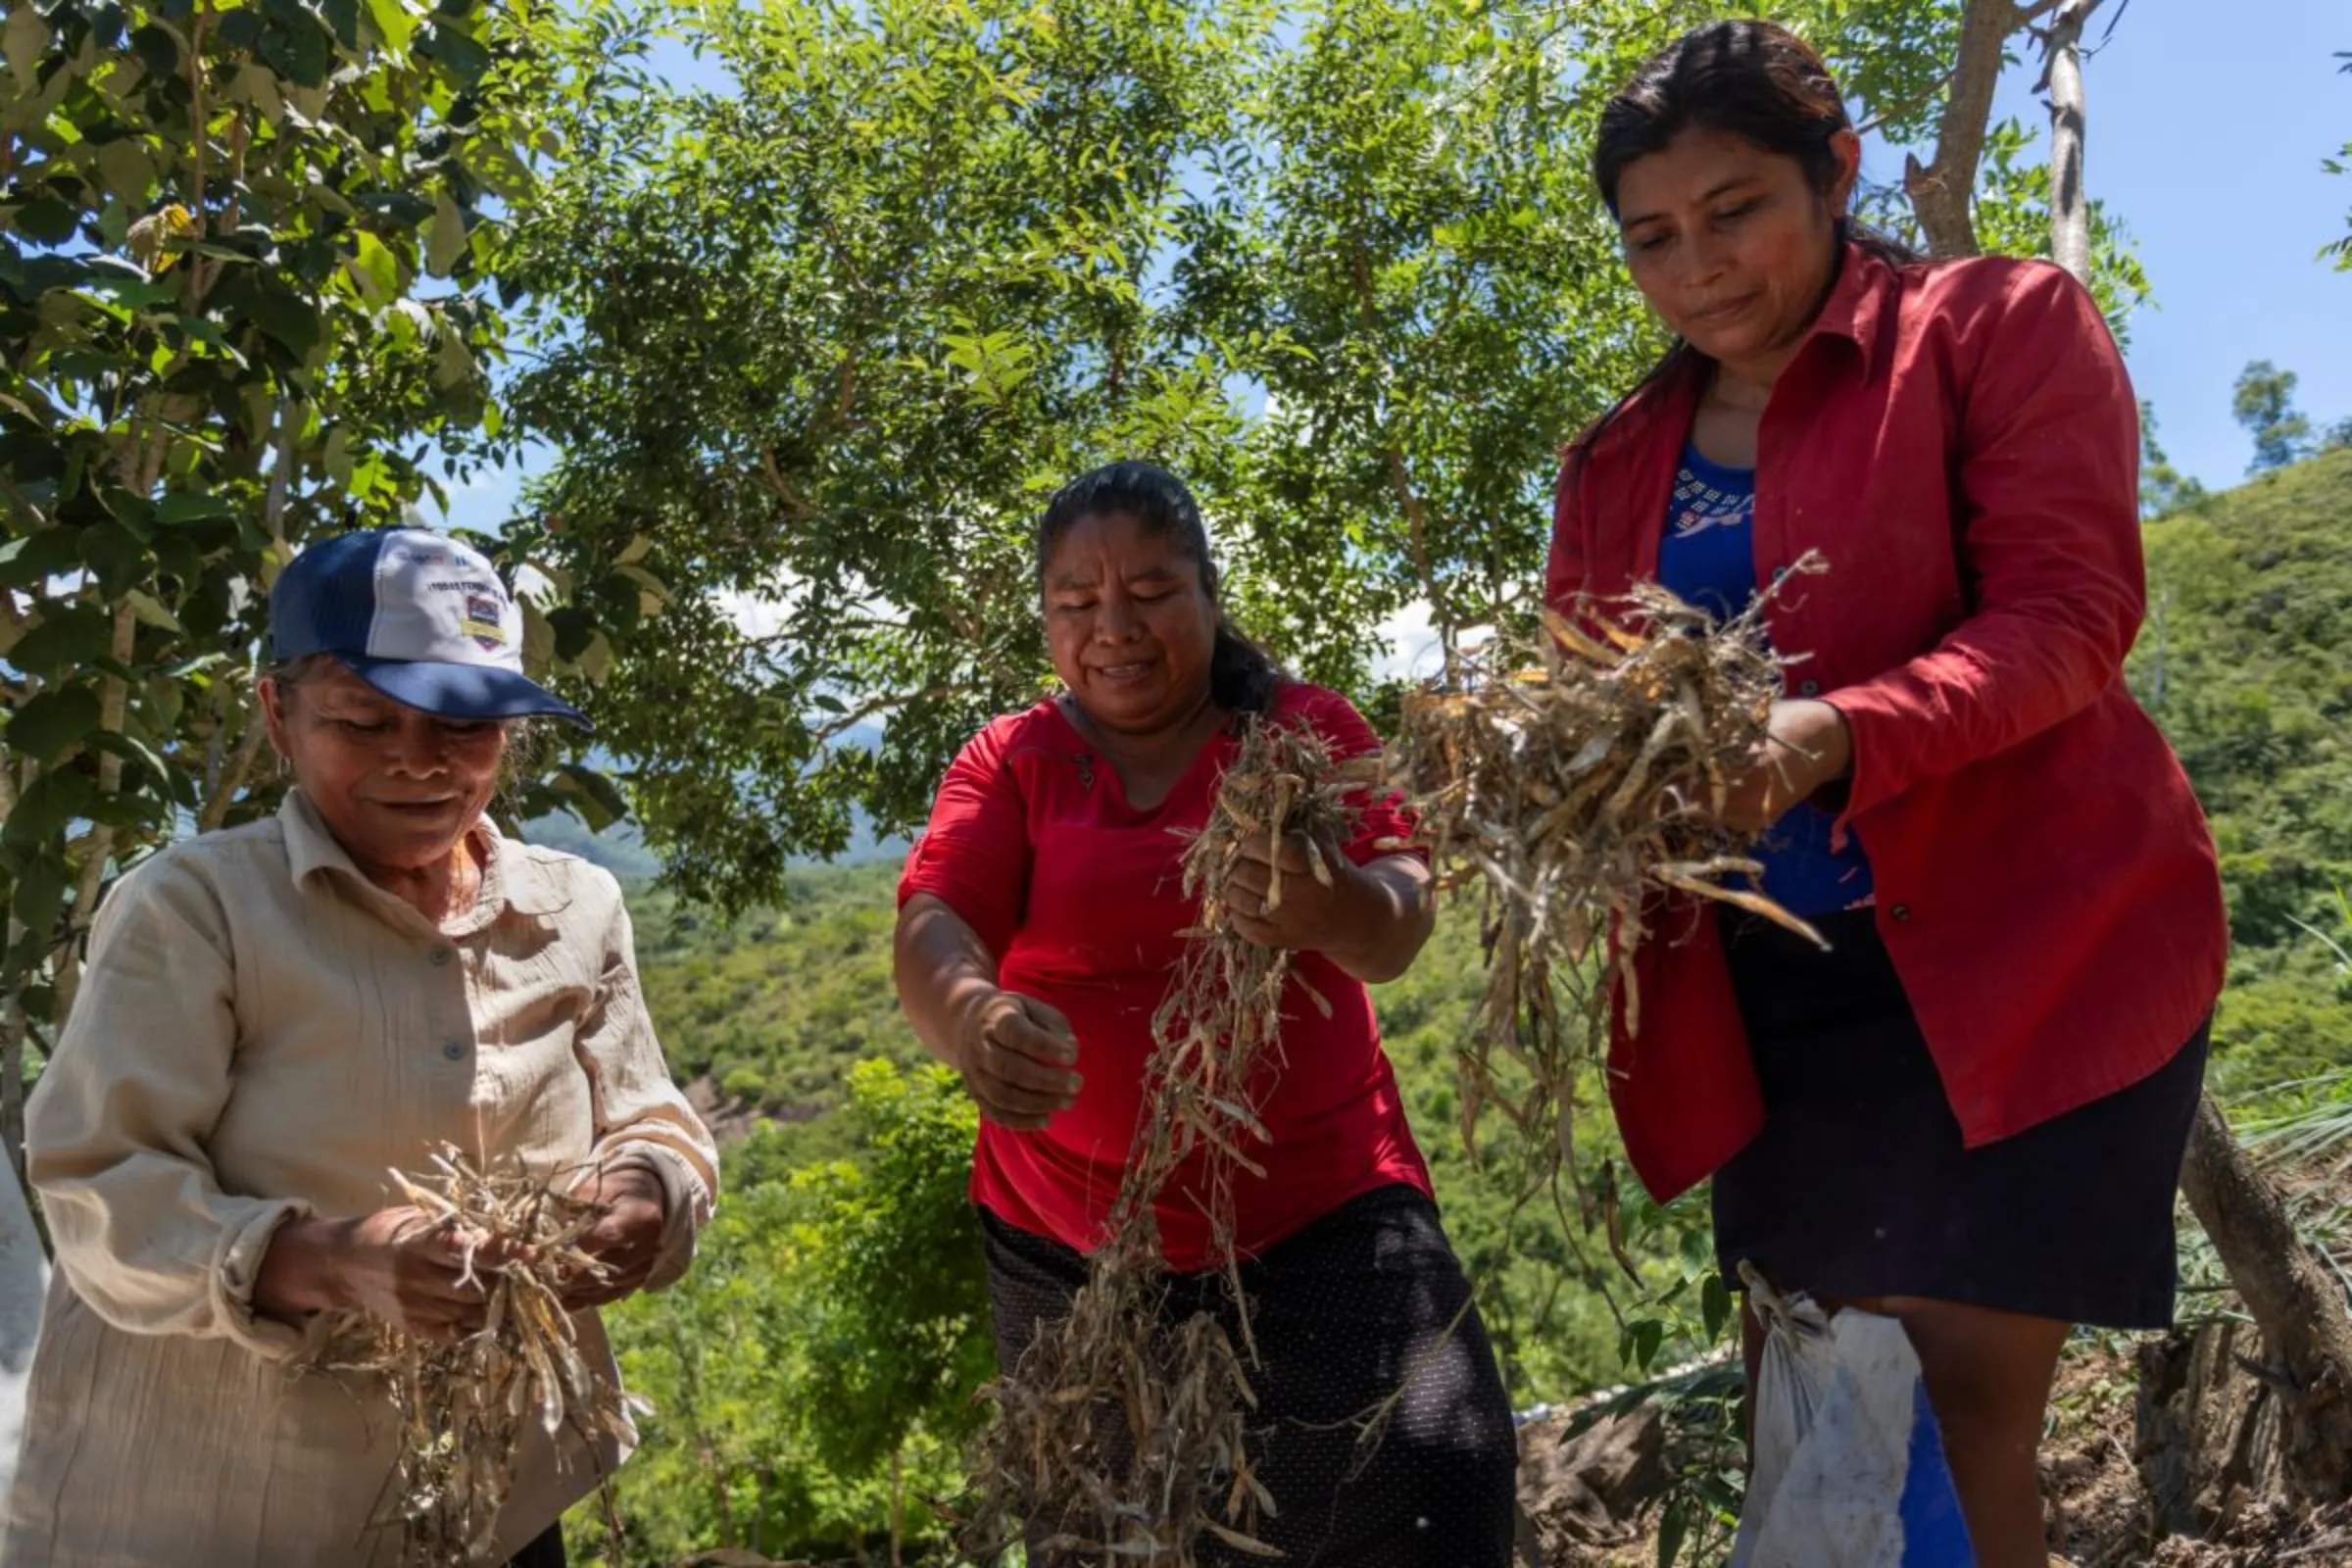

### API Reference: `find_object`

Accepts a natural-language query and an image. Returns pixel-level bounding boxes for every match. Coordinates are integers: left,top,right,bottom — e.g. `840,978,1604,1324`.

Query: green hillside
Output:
2132,447,2352,1087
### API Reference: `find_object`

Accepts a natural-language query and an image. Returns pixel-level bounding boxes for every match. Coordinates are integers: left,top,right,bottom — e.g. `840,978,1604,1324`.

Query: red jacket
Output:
1547,246,2228,1203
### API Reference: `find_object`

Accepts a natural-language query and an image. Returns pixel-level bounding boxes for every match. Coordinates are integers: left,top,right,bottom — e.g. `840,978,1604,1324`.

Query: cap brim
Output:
337,655,593,731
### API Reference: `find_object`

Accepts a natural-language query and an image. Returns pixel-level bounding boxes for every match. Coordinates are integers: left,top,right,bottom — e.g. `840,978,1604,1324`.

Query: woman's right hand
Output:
952,990,1082,1131
253,1207,529,1341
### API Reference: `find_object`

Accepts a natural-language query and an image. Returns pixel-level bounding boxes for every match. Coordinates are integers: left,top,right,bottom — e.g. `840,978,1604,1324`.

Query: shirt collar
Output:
278,789,567,929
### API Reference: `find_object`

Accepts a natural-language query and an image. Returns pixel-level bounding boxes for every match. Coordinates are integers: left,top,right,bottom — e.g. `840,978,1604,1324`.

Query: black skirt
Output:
1711,906,2208,1330
980,1184,1520,1567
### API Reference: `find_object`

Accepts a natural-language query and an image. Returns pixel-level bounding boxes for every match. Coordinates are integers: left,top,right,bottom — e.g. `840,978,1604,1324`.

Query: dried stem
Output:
1385,560,1829,1196
304,1147,635,1568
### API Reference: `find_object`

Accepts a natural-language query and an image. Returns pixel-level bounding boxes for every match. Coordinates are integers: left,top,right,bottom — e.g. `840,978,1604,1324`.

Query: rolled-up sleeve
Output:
24,858,311,1359
572,877,718,1292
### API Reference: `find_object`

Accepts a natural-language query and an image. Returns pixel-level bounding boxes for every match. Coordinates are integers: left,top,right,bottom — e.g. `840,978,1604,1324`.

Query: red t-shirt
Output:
897,680,1433,1268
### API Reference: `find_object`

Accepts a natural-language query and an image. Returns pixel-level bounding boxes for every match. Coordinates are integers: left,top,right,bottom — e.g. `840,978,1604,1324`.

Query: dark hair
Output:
1036,460,1284,716
1573,22,1921,474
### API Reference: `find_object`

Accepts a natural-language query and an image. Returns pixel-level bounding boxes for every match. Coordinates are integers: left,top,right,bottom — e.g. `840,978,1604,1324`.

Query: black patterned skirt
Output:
979,1184,1520,1567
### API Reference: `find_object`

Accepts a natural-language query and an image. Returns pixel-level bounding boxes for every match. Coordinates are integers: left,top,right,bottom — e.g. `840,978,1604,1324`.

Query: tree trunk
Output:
1902,0,2030,257
2042,0,2096,283
2175,1097,2352,1503
889,1444,906,1568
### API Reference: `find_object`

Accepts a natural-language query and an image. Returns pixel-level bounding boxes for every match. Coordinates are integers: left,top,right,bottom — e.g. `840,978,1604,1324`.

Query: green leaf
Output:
433,323,475,388
3,686,103,764
2,769,97,847
0,529,85,589
85,729,175,795
365,0,420,53
2,5,49,85
1656,1497,1690,1568
346,229,400,306
551,762,630,833
9,606,115,673
211,270,321,361
123,589,183,632
1701,1270,1733,1345
427,190,467,275
157,491,241,525
11,849,69,931
416,18,493,87
94,138,155,203
77,517,150,596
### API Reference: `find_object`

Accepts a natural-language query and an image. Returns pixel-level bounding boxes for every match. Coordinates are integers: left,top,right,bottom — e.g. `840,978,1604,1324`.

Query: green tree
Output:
2139,400,2207,519
495,0,1984,912
0,0,629,1175
2233,360,2316,473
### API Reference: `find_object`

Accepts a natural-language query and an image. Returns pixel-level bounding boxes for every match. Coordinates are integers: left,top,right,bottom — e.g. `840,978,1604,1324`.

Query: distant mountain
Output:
519,716,908,884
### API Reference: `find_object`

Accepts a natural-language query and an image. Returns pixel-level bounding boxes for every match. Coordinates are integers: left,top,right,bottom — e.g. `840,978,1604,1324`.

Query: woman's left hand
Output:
1719,698,1854,834
1223,833,1367,955
559,1159,669,1309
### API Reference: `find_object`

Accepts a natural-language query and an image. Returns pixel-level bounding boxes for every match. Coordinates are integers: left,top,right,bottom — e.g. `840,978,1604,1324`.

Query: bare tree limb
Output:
1347,230,1448,655
52,604,137,1024
2179,1098,2352,1500
1903,0,2036,258
198,693,269,832
2042,0,2099,284
809,680,984,748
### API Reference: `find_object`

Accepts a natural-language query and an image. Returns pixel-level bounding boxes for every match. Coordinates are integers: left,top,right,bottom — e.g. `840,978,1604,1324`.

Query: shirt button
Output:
428,947,454,966
442,1041,466,1061
1890,904,1913,923
1797,679,1822,697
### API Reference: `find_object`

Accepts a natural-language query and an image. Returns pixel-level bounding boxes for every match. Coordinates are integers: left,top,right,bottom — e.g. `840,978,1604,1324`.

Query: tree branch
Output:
1347,229,1448,653
1903,0,2033,258
198,694,269,832
808,680,982,748
53,604,137,1024
757,445,820,523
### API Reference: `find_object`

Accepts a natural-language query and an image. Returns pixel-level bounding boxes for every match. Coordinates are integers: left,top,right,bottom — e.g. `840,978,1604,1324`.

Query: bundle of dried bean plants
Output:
962,717,1375,1566
305,1146,635,1568
1387,561,1828,1187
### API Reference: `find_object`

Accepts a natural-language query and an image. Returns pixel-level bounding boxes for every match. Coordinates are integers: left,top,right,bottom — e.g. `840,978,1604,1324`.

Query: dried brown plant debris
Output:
960,716,1373,1566
1386,562,1827,1185
305,1146,636,1568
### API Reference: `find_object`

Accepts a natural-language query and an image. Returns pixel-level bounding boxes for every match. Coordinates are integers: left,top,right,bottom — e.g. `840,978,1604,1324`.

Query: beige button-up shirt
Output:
3,791,718,1567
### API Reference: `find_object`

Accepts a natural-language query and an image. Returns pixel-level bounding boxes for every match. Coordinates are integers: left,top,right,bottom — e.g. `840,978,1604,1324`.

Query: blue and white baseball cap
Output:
270,527,591,729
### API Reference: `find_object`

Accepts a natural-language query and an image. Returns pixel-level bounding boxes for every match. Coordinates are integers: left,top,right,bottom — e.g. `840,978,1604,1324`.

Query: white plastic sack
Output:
1730,1264,1974,1568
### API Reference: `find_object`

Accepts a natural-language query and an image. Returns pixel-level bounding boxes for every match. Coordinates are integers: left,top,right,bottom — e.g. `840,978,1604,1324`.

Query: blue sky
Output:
449,1,2350,536
1975,0,2350,486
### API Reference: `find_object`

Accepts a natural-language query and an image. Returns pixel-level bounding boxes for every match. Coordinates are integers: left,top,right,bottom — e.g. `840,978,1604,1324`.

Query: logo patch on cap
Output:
462,593,506,653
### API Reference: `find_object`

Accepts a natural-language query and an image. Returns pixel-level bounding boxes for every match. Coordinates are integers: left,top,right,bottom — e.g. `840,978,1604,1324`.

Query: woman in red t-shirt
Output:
895,461,1518,1565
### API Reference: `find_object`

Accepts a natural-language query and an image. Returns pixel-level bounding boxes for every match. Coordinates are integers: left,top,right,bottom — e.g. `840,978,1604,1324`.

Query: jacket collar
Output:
1594,240,1894,466
1799,239,1893,380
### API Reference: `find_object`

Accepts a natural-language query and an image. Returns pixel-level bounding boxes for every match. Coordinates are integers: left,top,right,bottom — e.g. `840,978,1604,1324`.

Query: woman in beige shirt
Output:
4,527,718,1568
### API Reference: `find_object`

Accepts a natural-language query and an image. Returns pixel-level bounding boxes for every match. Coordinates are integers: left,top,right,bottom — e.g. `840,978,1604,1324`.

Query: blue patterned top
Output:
1657,445,1875,916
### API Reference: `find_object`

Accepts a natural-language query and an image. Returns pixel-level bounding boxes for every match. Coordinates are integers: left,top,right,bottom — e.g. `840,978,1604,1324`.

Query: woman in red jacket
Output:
1554,23,2227,1565
894,461,1518,1564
